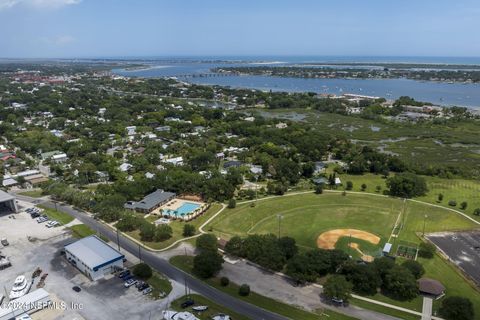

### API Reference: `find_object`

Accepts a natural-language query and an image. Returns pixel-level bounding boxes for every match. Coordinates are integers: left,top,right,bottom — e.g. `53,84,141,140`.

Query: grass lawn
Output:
18,189,44,198
145,272,172,300
125,203,223,250
171,294,250,320
350,298,419,320
38,205,74,225
334,172,480,222
170,255,357,320
69,224,98,238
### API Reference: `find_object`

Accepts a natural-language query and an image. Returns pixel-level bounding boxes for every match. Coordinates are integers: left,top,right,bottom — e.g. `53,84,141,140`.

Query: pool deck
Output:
150,198,205,220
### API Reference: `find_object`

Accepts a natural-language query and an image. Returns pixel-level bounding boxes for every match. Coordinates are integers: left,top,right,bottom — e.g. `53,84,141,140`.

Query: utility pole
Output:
277,214,283,238
422,214,428,236
116,228,120,252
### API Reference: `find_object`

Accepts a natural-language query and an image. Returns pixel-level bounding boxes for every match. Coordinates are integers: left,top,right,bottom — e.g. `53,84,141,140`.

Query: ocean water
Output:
112,56,480,109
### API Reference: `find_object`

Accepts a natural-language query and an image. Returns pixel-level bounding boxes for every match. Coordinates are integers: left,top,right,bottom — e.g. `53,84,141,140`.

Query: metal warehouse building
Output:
65,235,124,281
0,190,17,214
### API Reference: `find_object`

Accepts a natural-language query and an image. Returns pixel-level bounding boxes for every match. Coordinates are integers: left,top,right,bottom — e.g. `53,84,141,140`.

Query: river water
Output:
112,58,480,109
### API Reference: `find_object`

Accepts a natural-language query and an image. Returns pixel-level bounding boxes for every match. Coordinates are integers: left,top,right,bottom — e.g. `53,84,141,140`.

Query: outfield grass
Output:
171,294,250,320
38,205,74,225
125,203,223,250
170,255,357,320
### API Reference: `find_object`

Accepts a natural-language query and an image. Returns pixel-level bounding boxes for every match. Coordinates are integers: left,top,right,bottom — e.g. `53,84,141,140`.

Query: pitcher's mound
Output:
317,228,380,249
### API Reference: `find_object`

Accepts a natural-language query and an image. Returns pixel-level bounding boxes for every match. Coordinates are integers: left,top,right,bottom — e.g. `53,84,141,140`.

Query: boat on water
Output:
9,275,32,300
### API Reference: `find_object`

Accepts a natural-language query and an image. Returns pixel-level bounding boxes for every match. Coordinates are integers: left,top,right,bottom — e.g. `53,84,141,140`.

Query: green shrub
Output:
238,284,250,296
133,263,152,279
220,277,230,287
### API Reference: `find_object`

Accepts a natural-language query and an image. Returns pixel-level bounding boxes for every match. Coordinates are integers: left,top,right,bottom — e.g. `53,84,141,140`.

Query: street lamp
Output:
277,214,283,238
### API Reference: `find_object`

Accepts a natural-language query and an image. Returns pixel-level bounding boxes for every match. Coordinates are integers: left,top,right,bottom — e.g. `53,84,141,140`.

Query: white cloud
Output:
0,0,81,10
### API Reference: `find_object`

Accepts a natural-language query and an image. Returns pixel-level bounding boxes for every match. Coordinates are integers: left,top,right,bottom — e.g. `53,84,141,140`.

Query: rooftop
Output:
64,235,124,271
0,190,14,202
124,189,176,211
418,278,445,296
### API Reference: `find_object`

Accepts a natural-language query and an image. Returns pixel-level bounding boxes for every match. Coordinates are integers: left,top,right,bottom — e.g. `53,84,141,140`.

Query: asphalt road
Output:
16,195,288,320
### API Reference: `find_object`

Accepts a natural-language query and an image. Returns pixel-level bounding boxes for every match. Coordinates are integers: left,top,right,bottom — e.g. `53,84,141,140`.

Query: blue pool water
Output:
164,202,201,217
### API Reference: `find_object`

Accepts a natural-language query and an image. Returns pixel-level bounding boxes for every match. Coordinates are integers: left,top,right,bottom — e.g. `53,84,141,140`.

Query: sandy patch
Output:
317,228,380,249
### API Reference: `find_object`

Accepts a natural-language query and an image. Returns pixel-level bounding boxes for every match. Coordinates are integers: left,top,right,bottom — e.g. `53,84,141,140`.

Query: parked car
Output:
46,221,60,228
137,283,149,291
72,286,81,292
118,270,131,278
124,279,138,288
181,299,195,308
1,238,9,246
30,212,40,218
36,217,49,223
123,274,134,281
142,287,153,295
135,281,144,289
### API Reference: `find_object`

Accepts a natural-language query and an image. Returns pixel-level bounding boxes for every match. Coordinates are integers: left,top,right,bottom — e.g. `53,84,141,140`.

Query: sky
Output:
1,0,480,58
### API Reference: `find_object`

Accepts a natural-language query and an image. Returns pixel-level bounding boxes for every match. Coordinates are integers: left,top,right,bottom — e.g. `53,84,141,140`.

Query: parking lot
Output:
427,231,480,287
0,200,184,320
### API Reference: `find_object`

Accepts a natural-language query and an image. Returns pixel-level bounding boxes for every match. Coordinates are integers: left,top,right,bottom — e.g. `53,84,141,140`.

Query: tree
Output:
342,263,381,296
474,208,480,216
285,254,318,284
228,198,236,208
278,236,298,260
439,296,474,320
375,185,382,193
155,224,173,241
193,250,224,278
383,265,418,300
448,200,457,207
220,277,230,287
386,173,428,198
418,242,436,259
402,260,425,279
133,263,152,279
438,193,444,202
373,257,396,280
139,222,156,242
323,275,352,302
224,236,244,257
361,183,367,191
314,184,323,194
460,201,468,210
346,181,353,190
238,284,250,296
183,224,196,237
196,233,218,252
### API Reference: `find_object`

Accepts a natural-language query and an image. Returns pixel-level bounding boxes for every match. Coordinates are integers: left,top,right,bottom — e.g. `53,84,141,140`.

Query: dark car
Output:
118,270,130,278
138,283,149,291
72,286,81,292
181,299,195,309
123,274,134,281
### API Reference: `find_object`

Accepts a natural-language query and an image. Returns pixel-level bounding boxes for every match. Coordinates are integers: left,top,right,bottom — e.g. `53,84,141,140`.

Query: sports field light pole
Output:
277,214,283,238
422,214,428,236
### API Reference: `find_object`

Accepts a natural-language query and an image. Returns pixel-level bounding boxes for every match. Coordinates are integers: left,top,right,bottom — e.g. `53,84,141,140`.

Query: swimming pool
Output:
164,202,201,217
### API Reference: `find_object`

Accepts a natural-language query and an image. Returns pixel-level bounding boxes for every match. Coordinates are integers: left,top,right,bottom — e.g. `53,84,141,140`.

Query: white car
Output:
124,279,137,288
46,221,60,228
